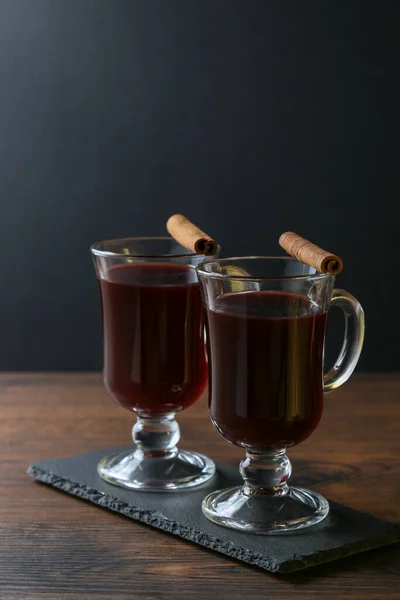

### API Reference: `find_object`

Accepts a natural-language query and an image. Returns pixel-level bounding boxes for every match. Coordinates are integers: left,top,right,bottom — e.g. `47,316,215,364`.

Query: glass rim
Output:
196,256,333,282
90,236,220,259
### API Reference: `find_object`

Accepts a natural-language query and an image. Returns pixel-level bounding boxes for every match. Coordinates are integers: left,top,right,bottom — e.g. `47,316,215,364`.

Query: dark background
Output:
0,1,397,371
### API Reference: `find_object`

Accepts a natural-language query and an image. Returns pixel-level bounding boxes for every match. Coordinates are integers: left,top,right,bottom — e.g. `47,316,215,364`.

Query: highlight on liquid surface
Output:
206,290,328,449
99,262,208,414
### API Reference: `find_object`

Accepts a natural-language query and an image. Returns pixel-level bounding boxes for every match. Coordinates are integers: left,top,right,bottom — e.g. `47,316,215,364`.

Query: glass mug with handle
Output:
197,257,364,534
91,237,219,491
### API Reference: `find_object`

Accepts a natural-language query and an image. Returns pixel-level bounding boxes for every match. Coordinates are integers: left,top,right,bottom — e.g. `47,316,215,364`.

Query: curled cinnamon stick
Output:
279,231,343,275
166,214,218,256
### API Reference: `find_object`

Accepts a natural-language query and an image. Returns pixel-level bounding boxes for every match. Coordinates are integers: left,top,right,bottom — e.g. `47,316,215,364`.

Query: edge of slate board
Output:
27,463,400,574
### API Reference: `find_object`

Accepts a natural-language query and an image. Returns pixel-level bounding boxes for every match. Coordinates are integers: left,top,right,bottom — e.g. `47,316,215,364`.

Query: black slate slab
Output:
27,446,400,574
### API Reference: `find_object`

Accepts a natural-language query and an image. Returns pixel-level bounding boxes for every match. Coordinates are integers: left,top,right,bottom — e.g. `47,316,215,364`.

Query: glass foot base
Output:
202,485,329,534
98,448,216,491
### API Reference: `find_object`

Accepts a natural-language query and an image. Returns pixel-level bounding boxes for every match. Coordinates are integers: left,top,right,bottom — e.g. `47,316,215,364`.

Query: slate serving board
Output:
27,446,400,574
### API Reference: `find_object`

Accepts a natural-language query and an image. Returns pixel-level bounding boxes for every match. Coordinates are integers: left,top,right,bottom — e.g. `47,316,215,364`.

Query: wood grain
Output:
0,373,399,599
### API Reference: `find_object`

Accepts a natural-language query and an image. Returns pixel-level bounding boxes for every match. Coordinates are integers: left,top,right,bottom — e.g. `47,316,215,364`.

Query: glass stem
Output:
240,449,292,496
132,412,180,458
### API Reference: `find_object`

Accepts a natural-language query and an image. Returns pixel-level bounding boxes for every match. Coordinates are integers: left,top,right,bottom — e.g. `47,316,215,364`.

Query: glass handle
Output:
324,289,365,393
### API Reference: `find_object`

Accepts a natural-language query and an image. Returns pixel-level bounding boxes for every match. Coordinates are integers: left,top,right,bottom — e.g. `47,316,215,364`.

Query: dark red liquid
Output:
206,291,328,449
99,263,207,414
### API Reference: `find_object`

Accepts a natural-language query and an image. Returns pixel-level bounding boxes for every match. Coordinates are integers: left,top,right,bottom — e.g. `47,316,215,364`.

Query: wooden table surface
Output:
0,373,399,599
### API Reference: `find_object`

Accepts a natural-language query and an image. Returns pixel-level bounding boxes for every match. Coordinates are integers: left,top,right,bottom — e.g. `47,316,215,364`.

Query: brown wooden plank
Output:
0,373,399,598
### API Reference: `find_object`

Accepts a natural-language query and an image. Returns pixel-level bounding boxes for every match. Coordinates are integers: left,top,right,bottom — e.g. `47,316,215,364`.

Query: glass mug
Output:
91,237,218,490
197,257,364,533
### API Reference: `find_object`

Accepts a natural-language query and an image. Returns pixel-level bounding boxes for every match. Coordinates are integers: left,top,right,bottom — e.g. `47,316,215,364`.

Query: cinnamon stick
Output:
279,231,343,275
166,214,218,256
